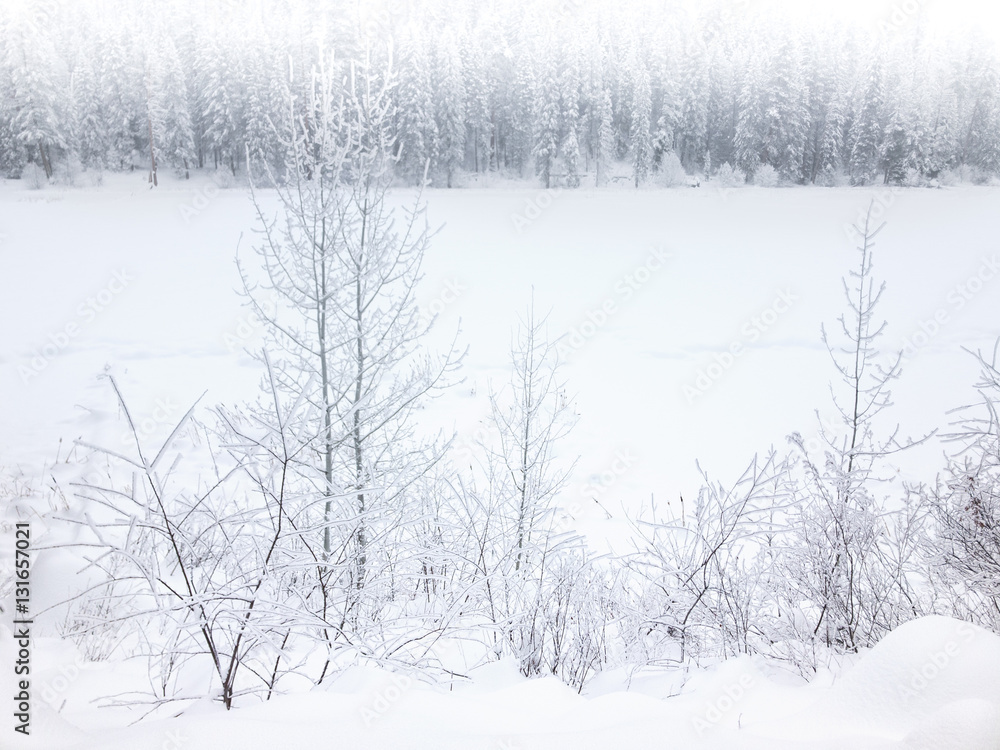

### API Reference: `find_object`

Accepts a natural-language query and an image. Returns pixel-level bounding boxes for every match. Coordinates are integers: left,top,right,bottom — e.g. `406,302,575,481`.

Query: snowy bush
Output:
627,453,791,664
926,349,1000,632
902,167,925,187
212,167,236,189
656,151,688,187
54,154,83,187
753,164,779,187
714,162,745,187
816,165,849,187
22,162,47,189
940,165,992,186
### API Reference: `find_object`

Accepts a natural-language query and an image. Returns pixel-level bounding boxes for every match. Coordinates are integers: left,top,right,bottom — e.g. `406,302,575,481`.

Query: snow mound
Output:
900,698,1000,750
832,616,1000,731
755,615,1000,748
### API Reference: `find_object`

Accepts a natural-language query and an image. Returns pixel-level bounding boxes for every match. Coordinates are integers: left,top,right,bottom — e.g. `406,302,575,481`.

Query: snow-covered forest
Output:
3,1,1000,748
3,0,1000,188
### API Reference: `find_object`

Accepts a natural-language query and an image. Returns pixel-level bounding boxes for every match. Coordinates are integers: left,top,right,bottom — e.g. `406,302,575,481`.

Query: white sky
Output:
742,0,1000,43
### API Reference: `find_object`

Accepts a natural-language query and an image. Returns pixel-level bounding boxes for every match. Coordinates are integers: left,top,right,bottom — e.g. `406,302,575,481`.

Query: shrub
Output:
656,151,688,187
753,164,779,187
22,162,47,189
714,162,745,187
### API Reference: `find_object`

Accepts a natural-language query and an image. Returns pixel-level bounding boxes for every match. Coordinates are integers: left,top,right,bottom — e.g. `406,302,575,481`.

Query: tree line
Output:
2,0,999,188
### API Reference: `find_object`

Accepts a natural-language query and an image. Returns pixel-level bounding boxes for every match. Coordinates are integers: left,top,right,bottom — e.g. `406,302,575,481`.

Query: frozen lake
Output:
3,175,999,542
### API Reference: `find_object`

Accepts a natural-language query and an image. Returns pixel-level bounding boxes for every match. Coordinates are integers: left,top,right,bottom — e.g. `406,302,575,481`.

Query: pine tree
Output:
533,51,561,189
508,46,537,176
196,31,242,174
396,31,439,184
98,26,142,170
803,36,846,183
630,61,652,187
964,52,1000,174
243,30,284,180
595,86,615,186
561,127,581,187
146,34,195,179
70,46,107,171
704,42,737,173
5,13,69,178
734,52,764,178
849,57,888,186
558,43,582,187
464,38,495,175
763,35,808,183
676,42,708,172
434,32,466,188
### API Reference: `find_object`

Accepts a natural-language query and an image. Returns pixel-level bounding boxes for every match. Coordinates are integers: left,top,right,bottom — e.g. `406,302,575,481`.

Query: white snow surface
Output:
2,615,1000,748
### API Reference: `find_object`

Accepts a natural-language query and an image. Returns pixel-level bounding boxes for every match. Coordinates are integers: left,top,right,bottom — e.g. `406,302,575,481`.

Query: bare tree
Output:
240,47,461,652
784,202,929,654
452,299,582,675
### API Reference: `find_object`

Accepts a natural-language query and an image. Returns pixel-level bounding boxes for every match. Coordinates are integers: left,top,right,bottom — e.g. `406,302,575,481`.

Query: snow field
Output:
2,174,1000,747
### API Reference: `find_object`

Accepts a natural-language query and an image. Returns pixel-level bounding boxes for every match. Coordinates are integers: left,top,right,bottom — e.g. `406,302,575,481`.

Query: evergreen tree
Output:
533,50,561,189
763,35,808,183
195,30,242,173
508,46,537,177
464,35,495,175
964,53,1000,174
4,13,68,178
734,52,764,178
561,127,581,188
704,41,738,173
146,34,195,179
98,26,142,170
70,45,107,171
434,32,466,188
595,86,615,186
675,42,708,172
849,56,888,185
395,31,439,184
243,30,284,179
630,61,652,187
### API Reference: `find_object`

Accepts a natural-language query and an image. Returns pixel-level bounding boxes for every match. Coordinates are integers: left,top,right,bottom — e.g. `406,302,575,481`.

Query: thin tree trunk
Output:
37,141,52,179
146,111,158,186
